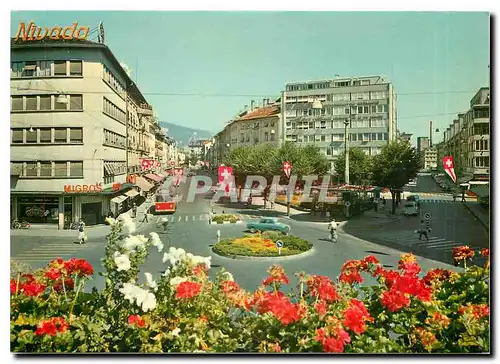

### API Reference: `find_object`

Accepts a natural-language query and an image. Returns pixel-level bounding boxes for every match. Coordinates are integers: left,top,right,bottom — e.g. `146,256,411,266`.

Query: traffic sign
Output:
345,201,351,207
276,240,284,255
424,213,431,220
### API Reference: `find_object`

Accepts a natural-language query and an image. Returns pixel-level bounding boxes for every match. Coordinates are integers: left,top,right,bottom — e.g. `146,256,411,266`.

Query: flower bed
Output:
10,214,490,353
211,214,241,224
213,232,312,258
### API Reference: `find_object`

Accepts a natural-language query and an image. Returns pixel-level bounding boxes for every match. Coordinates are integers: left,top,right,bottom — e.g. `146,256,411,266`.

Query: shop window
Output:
26,129,37,143
55,128,68,143
70,128,83,143
40,162,52,177
26,162,37,177
70,161,83,177
69,95,83,110
54,162,68,177
69,61,83,76
11,96,23,111
25,96,37,111
40,128,52,143
40,95,52,110
54,61,67,76
12,129,23,143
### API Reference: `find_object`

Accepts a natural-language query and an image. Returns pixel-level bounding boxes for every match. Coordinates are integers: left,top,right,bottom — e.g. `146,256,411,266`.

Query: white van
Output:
404,201,419,216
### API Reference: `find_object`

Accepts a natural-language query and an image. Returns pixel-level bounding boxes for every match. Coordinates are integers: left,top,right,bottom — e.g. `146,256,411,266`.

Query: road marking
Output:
178,216,182,222
185,216,189,222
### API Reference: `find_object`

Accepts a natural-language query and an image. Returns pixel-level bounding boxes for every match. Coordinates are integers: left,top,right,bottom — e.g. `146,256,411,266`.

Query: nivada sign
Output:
14,21,90,41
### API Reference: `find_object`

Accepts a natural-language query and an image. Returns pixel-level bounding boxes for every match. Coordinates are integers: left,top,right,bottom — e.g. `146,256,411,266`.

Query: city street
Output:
344,173,489,266
11,172,461,294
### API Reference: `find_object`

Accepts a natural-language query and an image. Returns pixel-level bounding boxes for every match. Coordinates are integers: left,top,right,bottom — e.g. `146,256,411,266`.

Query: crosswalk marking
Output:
178,216,182,222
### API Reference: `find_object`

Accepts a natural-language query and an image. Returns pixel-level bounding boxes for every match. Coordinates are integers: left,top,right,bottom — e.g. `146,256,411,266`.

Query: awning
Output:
111,195,129,204
145,173,163,183
125,189,139,198
101,183,134,195
458,175,474,184
470,185,489,198
104,164,114,175
136,177,154,192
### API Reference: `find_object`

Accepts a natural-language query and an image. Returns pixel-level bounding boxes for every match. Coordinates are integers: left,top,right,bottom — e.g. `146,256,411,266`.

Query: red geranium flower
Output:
452,246,475,262
10,279,17,295
44,268,62,281
307,275,339,302
53,277,75,293
364,255,380,265
458,303,490,319
254,291,303,325
422,268,452,286
175,281,202,299
220,280,239,294
315,301,328,317
342,299,373,335
315,327,351,353
262,265,289,286
339,270,364,285
380,290,411,312
128,314,146,328
21,281,47,297
193,264,208,276
480,248,490,257
35,317,69,336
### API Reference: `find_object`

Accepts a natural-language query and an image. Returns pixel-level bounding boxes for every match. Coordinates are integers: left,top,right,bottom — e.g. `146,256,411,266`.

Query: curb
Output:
211,246,317,261
209,220,243,225
462,203,489,231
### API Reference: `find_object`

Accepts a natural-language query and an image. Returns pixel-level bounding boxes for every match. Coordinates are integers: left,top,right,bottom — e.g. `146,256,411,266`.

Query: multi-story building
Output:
10,33,164,228
442,87,490,184
212,101,280,168
417,136,430,153
423,148,438,170
282,75,397,171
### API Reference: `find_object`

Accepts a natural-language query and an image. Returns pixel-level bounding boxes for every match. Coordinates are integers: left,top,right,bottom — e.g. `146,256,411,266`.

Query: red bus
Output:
154,192,176,214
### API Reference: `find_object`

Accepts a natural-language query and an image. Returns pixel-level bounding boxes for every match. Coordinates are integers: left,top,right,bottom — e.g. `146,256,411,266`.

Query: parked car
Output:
246,217,290,234
404,202,419,216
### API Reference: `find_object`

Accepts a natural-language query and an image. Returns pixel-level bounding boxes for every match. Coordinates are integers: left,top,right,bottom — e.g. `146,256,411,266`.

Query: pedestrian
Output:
453,192,457,202
142,209,149,223
461,191,466,203
381,197,386,212
418,219,429,242
270,199,275,210
77,219,86,245
216,229,221,243
132,202,138,218
209,211,214,224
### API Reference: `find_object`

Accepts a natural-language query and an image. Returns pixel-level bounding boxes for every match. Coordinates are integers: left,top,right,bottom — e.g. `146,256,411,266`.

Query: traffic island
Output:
209,214,243,225
212,231,313,259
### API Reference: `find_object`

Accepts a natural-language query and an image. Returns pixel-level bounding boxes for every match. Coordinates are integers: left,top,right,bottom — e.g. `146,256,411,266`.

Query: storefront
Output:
135,177,155,197
16,195,60,224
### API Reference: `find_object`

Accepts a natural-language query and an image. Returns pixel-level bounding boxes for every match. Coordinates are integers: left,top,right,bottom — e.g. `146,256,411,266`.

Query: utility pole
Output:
344,117,350,185
280,90,286,146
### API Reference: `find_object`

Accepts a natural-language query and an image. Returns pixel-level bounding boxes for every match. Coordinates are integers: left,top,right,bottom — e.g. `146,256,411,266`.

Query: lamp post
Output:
344,119,350,185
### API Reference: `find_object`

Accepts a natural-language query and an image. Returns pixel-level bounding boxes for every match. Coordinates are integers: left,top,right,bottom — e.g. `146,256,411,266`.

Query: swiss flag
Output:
218,166,233,184
173,168,184,186
155,161,161,168
442,155,457,183
141,159,150,171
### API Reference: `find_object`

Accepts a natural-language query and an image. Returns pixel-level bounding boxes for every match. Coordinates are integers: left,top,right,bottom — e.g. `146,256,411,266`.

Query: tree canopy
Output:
334,148,373,185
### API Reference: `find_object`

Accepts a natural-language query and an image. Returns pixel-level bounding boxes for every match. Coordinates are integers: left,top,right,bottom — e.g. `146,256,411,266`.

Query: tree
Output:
371,141,420,214
334,148,373,185
272,142,329,180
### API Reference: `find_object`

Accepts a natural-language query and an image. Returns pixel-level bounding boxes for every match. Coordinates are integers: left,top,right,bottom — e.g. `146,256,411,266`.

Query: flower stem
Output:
61,275,68,301
15,273,20,296
69,280,84,323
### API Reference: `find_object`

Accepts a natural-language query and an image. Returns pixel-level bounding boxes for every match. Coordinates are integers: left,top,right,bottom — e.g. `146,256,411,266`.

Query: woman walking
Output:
77,219,86,245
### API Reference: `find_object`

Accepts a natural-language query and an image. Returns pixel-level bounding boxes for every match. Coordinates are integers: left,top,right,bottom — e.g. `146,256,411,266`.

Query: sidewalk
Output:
463,202,490,230
10,198,156,239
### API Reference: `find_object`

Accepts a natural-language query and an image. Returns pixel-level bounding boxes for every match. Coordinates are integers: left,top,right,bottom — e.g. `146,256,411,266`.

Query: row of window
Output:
472,156,490,168
286,79,372,91
325,146,382,157
104,129,126,149
103,161,127,177
11,161,83,178
237,132,277,143
475,139,489,152
286,118,388,130
103,97,126,124
289,132,388,143
103,64,126,98
11,60,83,78
286,104,388,118
11,94,83,112
11,127,83,144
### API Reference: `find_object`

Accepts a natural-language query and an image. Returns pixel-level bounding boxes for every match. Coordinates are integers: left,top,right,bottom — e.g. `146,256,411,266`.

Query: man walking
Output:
132,202,138,218
418,219,430,242
216,229,221,243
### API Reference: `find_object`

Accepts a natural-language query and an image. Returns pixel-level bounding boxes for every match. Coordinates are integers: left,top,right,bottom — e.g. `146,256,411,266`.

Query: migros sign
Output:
14,21,90,41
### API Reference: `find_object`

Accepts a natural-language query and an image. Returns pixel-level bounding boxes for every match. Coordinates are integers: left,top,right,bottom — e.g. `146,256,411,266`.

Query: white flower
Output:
187,254,212,270
118,213,136,234
162,267,171,277
113,251,131,272
119,282,138,303
144,272,158,291
149,232,164,253
169,276,188,288
162,247,187,266
141,291,157,312
170,327,181,337
220,271,234,282
121,235,148,252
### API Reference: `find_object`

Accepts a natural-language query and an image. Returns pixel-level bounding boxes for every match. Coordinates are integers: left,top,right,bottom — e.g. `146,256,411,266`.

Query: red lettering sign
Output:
63,183,103,193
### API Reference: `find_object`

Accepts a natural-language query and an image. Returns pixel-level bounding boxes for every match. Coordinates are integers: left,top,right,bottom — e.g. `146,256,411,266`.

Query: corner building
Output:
10,37,156,228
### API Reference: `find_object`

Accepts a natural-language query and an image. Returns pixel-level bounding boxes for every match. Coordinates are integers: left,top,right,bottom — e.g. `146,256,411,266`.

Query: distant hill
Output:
159,122,213,145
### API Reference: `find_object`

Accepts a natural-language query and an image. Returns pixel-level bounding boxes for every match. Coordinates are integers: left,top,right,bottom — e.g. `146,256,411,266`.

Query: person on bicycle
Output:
77,219,86,245
328,219,338,241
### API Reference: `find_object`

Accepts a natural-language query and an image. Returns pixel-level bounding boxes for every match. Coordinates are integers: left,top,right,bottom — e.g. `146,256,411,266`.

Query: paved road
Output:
11,171,461,294
344,175,489,266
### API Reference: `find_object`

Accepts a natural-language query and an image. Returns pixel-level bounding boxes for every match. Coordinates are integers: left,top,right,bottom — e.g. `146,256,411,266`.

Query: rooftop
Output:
236,105,280,121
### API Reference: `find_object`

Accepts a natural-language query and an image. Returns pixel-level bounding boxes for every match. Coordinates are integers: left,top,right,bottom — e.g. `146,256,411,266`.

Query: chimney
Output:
251,100,255,111
429,120,433,148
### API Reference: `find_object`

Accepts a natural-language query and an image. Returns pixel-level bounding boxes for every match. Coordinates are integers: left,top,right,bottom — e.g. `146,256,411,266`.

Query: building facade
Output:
442,87,490,184
417,136,430,153
211,103,280,168
423,148,438,170
10,36,167,228
283,75,397,171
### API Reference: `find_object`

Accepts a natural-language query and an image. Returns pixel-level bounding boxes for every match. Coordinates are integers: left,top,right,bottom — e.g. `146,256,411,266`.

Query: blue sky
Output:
10,11,490,143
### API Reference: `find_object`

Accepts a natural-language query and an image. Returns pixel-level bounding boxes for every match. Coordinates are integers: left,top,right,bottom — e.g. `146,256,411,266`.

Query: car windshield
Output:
405,203,416,208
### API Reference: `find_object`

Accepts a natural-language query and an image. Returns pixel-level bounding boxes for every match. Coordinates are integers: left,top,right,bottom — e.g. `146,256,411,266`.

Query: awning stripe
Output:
125,189,139,197
145,173,163,183
111,195,128,204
